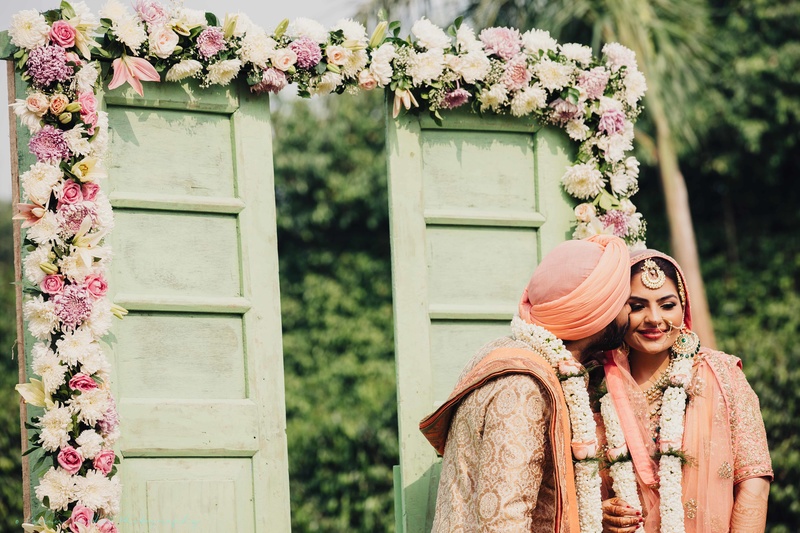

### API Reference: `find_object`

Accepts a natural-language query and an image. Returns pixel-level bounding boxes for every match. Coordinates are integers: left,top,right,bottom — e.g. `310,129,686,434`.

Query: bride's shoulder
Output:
695,347,742,372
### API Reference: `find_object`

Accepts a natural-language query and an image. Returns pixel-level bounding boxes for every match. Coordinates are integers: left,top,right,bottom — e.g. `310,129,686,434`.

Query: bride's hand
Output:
602,497,643,533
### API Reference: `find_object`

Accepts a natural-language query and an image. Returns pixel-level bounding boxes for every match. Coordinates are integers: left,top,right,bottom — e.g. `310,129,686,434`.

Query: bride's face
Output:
624,273,684,356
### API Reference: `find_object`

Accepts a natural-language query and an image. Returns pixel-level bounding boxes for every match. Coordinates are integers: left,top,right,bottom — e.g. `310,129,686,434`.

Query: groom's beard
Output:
587,317,629,354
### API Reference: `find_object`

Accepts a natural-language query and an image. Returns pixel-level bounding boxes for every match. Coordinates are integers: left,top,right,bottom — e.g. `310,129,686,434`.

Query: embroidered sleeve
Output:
728,361,773,483
475,374,551,530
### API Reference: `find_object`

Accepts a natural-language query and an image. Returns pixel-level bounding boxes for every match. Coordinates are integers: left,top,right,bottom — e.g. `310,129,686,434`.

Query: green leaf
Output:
60,1,76,19
22,445,39,456
454,16,464,30
205,12,218,27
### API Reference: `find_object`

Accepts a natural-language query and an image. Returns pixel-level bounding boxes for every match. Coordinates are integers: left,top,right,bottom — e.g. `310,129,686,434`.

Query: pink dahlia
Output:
29,125,71,163
97,397,120,437
26,45,72,87
289,37,323,69
251,68,288,94
53,284,93,331
134,0,170,26
577,67,610,100
549,98,581,125
599,210,630,238
441,88,470,109
479,27,522,60
196,27,227,59
598,109,627,135
502,56,531,91
58,202,95,238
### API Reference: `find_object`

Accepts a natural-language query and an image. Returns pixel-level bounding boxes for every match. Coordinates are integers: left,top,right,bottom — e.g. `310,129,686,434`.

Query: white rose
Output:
326,45,351,67
149,26,179,59
574,203,596,223
358,70,378,90
26,93,49,116
272,48,298,71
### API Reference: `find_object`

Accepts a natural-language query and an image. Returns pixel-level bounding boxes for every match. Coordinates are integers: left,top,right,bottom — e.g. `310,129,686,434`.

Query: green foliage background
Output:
0,0,798,531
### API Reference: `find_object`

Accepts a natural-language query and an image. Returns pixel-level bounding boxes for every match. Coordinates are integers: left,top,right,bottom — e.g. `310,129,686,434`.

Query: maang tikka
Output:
640,259,666,289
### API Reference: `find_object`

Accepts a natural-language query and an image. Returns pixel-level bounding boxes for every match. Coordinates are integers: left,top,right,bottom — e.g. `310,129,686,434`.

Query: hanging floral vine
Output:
6,1,648,530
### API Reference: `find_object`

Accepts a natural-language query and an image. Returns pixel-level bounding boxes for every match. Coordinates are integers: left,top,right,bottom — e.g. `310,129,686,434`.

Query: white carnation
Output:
74,469,114,512
479,84,509,112
165,59,203,82
114,15,148,51
408,49,445,86
609,169,636,195
205,59,242,86
35,467,76,511
32,343,67,396
9,10,50,50
342,49,369,78
533,57,574,92
453,51,491,84
105,476,123,516
93,192,115,234
522,29,558,55
238,32,275,68
333,18,367,43
411,17,451,51
603,42,638,72
23,295,58,340
286,17,328,44
21,162,63,206
560,43,593,66
510,85,548,117
561,161,605,200
78,338,111,375
23,245,52,285
76,430,105,460
38,405,73,452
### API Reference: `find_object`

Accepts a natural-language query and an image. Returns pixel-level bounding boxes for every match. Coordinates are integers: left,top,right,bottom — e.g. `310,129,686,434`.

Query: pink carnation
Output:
577,67,610,100
479,27,522,60
598,109,627,135
599,210,630,238
196,27,227,59
93,449,116,475
50,20,77,48
69,373,98,392
251,68,288,94
441,88,470,109
29,125,71,163
97,397,120,437
41,275,65,295
26,45,73,87
53,284,93,331
502,56,531,91
57,446,84,475
289,37,323,69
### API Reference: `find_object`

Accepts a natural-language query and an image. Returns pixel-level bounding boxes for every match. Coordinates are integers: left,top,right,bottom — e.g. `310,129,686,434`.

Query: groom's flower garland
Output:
600,353,695,533
6,1,650,530
511,316,603,533
9,3,124,532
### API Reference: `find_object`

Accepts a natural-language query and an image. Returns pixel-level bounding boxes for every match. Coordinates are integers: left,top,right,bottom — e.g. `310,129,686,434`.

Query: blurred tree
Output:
271,89,399,532
0,201,24,531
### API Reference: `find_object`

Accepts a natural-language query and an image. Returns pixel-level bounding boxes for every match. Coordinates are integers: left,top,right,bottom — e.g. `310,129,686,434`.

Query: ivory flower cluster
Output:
511,316,603,532
601,393,643,531
9,2,124,531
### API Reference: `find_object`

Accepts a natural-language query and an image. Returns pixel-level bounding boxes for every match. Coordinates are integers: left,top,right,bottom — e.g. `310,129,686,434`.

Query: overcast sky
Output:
0,0,365,201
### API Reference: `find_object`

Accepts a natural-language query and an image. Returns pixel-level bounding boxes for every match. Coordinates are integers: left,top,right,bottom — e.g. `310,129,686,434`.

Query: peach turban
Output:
518,235,631,341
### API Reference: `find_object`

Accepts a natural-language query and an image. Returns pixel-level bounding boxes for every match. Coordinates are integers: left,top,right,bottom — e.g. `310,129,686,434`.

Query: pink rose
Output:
66,505,94,533
96,519,119,533
65,51,83,65
78,91,97,115
59,180,83,205
69,373,98,392
25,93,49,116
49,93,70,116
40,274,65,295
84,274,108,299
557,358,583,376
93,449,116,475
50,20,77,48
57,446,84,475
606,444,629,461
81,181,100,201
571,440,597,460
357,70,377,90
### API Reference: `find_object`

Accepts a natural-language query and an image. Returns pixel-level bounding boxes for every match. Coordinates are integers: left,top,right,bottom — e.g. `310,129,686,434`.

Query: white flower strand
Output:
600,394,643,531
511,316,602,532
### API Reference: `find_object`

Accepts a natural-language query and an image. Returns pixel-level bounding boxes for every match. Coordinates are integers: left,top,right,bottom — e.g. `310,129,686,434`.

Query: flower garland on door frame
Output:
7,1,649,530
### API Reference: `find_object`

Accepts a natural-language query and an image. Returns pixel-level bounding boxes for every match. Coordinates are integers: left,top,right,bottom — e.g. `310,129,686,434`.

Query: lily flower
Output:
22,516,58,533
72,217,108,269
71,157,107,183
13,202,47,228
15,378,53,409
392,88,419,118
108,55,161,97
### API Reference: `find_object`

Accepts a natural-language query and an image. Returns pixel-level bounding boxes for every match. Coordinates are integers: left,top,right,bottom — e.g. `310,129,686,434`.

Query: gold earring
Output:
669,323,700,359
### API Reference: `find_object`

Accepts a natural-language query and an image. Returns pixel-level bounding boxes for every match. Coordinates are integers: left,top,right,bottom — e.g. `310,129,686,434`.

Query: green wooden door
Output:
100,80,290,531
386,107,576,533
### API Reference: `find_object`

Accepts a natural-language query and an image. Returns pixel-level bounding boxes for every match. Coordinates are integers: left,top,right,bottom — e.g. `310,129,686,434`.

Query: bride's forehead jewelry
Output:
640,259,666,289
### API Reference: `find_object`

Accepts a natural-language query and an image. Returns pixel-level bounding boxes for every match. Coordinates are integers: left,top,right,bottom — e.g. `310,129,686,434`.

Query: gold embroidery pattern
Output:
718,461,733,479
684,499,698,519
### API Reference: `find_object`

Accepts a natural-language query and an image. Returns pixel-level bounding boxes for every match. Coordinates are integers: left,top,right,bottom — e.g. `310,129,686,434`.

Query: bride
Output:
601,250,772,533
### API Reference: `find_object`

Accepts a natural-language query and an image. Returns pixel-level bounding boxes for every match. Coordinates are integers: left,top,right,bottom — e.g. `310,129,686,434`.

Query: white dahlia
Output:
411,17,451,51
205,59,242,86
9,10,50,50
286,17,328,44
561,161,605,200
35,467,76,511
23,295,58,340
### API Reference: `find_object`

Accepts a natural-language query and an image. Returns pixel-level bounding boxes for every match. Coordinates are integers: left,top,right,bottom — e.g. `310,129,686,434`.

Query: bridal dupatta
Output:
604,251,772,532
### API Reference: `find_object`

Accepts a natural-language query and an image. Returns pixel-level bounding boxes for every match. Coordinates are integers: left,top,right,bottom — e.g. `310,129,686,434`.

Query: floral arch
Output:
6,1,646,530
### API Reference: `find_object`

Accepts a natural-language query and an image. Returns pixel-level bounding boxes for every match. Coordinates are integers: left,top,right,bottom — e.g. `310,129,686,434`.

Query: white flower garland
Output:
511,316,602,533
601,353,695,533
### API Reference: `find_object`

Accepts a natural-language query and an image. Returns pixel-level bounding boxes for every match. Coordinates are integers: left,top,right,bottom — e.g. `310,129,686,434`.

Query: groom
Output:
420,235,632,532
